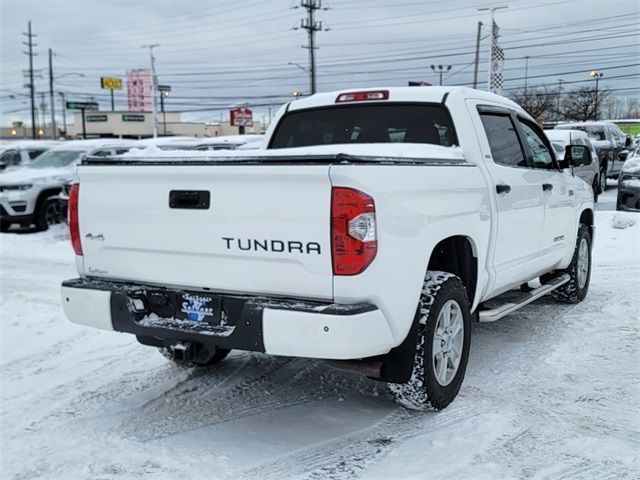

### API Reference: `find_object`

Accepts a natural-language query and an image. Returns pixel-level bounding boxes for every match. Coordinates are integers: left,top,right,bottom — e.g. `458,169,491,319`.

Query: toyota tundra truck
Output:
61,87,595,410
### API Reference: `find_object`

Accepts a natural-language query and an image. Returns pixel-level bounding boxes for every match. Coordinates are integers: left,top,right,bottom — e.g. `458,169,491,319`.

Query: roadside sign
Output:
122,113,145,122
100,77,123,90
86,114,108,122
230,107,253,127
66,101,99,111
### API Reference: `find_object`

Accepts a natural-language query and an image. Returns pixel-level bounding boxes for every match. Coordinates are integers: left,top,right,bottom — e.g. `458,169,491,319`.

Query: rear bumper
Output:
61,278,395,360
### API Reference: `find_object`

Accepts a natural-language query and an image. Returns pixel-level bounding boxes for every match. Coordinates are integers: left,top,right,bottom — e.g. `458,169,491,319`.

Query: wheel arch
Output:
35,187,63,212
426,235,478,307
579,208,594,242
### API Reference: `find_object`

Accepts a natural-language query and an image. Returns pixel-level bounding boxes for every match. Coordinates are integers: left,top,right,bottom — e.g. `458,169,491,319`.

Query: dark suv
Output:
555,122,632,192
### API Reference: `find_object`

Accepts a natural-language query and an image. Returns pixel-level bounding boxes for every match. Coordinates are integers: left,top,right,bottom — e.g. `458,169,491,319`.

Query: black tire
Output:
35,197,65,231
551,224,592,304
388,271,471,411
592,177,599,203
158,345,230,367
598,165,607,193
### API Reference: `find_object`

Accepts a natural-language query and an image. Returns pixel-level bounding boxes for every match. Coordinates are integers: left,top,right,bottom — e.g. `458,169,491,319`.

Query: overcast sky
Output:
1,0,639,126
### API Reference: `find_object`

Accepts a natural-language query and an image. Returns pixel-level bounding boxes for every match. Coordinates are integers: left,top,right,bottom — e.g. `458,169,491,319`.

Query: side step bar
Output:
479,273,570,323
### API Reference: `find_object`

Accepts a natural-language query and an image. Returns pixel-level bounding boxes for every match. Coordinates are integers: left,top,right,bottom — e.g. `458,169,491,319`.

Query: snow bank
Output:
610,213,637,229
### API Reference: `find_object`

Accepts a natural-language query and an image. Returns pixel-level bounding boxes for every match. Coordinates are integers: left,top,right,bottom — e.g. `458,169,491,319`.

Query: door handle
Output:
169,190,211,209
496,184,511,194
542,183,553,192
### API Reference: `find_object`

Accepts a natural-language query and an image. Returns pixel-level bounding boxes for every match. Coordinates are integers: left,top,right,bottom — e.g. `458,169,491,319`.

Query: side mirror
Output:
563,145,591,167
619,151,628,162
625,136,632,148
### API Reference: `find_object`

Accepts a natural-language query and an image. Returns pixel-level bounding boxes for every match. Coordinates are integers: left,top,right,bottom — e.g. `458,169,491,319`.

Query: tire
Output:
592,178,599,203
158,345,230,367
35,197,65,231
388,271,471,411
598,166,607,193
551,224,592,304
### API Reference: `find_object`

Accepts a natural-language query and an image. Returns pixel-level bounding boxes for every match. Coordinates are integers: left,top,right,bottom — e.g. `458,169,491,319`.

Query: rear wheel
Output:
548,224,591,304
388,271,471,411
35,197,65,231
598,166,607,193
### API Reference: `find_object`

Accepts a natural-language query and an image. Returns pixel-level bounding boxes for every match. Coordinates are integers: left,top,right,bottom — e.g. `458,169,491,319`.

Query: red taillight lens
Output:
331,187,377,275
69,183,83,256
335,90,389,103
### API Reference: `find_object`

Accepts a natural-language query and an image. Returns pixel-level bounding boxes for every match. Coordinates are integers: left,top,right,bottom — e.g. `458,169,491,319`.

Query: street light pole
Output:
590,70,604,121
431,64,452,86
524,55,530,95
142,44,160,138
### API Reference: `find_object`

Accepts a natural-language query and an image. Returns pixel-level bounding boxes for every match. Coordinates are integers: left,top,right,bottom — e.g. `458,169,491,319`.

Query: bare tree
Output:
562,86,611,122
510,86,557,122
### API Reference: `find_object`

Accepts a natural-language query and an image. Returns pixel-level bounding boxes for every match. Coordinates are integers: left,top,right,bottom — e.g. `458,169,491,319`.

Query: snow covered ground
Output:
1,187,638,480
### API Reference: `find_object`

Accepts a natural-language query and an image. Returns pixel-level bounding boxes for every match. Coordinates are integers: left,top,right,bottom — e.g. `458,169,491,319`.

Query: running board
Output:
478,273,570,323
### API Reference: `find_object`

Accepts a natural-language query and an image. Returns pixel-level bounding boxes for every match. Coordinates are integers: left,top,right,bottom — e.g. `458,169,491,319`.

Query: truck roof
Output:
287,86,525,113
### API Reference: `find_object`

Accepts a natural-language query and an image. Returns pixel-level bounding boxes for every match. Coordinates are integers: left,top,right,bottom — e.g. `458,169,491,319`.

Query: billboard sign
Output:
230,107,253,127
101,77,123,90
66,101,99,111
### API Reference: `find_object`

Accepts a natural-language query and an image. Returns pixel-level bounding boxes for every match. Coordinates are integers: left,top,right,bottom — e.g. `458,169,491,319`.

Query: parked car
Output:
555,122,632,185
545,129,600,197
61,86,594,411
159,135,265,151
0,141,60,173
617,144,640,212
0,139,135,232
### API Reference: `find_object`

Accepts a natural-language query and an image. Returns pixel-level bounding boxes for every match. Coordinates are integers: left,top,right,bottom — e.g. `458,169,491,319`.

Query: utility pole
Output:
39,92,47,134
557,79,564,120
479,5,508,91
590,70,604,121
48,48,56,139
59,92,67,137
299,1,325,95
22,21,37,139
473,21,483,89
142,44,160,138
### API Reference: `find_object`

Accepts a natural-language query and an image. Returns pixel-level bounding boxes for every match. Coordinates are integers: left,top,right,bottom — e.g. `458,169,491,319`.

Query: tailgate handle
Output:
169,190,210,209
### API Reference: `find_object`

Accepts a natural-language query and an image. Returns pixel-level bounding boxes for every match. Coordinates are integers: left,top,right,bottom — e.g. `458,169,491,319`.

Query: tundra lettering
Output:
222,237,321,254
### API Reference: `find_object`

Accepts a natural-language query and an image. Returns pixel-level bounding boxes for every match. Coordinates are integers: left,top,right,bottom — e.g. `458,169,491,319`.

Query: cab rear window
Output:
269,103,458,149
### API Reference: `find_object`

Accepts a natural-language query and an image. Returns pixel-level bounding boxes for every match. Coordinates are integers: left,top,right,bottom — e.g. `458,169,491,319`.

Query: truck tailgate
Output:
76,164,333,300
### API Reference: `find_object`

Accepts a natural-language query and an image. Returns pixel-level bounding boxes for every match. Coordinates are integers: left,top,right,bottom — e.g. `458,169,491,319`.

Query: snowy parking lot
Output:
1,187,638,480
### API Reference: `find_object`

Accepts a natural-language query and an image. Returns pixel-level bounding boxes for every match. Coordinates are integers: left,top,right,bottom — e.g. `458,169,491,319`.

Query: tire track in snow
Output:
241,401,489,480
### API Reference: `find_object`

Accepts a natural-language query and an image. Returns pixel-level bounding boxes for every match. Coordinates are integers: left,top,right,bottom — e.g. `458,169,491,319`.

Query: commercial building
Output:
66,111,263,139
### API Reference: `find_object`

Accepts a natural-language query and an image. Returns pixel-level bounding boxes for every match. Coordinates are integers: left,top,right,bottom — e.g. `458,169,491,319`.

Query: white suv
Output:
0,139,135,232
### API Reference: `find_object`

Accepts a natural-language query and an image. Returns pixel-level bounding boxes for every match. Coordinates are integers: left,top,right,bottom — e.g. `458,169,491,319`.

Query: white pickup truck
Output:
61,87,595,410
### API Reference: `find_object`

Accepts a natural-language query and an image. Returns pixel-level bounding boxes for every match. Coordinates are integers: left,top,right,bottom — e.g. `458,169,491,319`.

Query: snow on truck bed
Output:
119,143,465,161
1,204,638,479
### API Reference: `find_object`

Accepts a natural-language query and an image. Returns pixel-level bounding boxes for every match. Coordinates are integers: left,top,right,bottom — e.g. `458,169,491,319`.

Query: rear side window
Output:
269,104,457,149
28,149,46,160
479,114,527,168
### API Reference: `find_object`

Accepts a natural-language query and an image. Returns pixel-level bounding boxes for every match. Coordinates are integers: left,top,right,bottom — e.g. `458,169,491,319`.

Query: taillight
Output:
331,187,377,275
335,90,389,103
69,183,83,256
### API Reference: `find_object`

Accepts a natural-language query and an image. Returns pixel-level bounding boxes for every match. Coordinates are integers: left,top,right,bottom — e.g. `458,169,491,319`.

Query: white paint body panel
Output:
61,285,114,331
262,308,394,359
